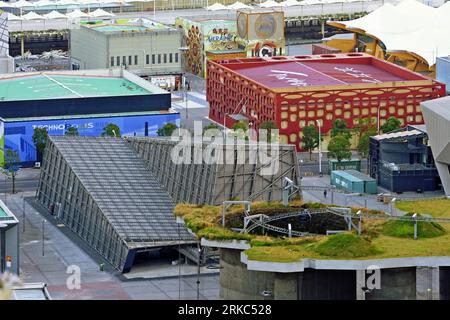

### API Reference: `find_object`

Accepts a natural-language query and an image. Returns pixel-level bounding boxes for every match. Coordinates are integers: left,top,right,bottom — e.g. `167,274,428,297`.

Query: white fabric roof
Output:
44,10,68,19
22,11,46,20
13,0,35,8
259,0,282,7
329,0,450,66
280,0,302,6
206,2,228,10
66,9,89,18
89,8,115,17
228,1,252,9
35,0,56,6
7,12,23,21
0,1,14,8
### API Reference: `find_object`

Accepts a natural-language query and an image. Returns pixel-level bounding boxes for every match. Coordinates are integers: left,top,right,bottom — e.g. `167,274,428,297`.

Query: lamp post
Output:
316,119,322,177
179,47,189,128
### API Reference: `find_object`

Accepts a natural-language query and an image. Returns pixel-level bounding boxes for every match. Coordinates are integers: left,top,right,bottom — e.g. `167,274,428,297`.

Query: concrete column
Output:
356,269,366,300
416,266,440,300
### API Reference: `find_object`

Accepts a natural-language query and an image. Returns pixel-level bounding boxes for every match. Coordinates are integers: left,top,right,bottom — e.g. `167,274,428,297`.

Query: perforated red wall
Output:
207,54,446,151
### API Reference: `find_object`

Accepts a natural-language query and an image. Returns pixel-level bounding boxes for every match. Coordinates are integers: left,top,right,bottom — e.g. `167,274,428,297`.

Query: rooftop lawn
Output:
395,198,450,218
176,199,450,263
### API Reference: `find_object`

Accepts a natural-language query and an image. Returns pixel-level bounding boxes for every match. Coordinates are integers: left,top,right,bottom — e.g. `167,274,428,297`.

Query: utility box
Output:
328,159,361,174
0,200,19,275
331,170,365,194
345,169,378,194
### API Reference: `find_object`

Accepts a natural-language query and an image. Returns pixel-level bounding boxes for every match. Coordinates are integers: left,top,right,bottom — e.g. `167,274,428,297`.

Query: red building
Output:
206,53,445,150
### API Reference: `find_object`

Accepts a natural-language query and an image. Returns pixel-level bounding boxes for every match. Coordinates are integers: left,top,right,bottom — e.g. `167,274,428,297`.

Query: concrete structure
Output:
70,19,183,81
368,125,440,193
36,136,301,271
0,69,179,166
421,96,450,196
0,200,19,275
207,53,445,151
0,11,13,74
204,240,449,300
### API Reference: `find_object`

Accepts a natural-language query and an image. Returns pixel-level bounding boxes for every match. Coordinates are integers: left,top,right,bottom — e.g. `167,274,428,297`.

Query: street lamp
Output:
179,47,189,128
316,119,322,177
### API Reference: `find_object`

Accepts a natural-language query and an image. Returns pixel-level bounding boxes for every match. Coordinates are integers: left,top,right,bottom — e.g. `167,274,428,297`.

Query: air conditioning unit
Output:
34,162,41,168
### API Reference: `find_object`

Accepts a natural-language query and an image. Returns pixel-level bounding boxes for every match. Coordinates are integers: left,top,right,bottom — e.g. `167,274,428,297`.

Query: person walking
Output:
323,189,327,198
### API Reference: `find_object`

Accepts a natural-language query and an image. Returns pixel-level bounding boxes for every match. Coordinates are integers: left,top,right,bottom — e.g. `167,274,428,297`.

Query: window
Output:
116,56,120,66
175,53,179,63
163,54,167,63
146,54,149,65
122,56,126,65
158,54,161,64
152,54,155,64
128,55,132,65
134,55,138,65
110,57,114,67
169,53,173,63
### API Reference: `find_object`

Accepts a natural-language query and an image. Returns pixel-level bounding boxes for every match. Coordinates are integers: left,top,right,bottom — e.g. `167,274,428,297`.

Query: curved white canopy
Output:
329,0,449,66
300,0,323,5
44,10,68,19
89,8,115,17
56,0,79,5
228,1,252,9
22,11,46,20
259,0,282,8
35,0,56,7
206,2,228,10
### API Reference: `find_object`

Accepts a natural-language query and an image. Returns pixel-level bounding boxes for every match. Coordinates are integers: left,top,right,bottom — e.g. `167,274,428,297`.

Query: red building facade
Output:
207,53,445,151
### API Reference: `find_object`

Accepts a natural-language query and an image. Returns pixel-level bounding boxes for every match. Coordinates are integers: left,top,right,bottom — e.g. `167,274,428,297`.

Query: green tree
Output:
353,117,376,141
330,119,351,140
302,125,320,161
32,127,49,163
203,123,219,134
157,123,178,136
260,121,278,143
101,123,121,137
380,116,402,133
231,121,248,141
65,126,79,136
2,149,20,194
357,127,377,158
328,135,352,162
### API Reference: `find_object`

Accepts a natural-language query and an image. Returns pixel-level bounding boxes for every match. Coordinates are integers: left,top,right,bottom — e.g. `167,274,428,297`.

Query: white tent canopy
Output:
56,0,79,5
22,11,46,20
227,1,252,9
259,0,282,8
328,0,450,66
6,12,23,21
34,0,56,7
44,10,68,19
205,2,228,10
13,0,35,8
280,0,302,6
66,9,90,18
89,8,115,17
0,1,14,8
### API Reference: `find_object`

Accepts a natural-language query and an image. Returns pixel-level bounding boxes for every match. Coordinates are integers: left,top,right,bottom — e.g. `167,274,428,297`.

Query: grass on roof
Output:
395,198,450,218
176,200,450,263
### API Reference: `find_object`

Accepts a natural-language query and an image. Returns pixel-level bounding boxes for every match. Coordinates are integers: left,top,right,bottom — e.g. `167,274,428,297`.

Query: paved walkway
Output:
5,192,220,300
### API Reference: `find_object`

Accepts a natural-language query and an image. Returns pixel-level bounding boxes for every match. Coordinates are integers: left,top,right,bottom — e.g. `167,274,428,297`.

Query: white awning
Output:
0,1,14,8
259,0,282,8
6,12,24,21
280,0,302,6
22,11,46,20
66,9,90,18
44,10,68,19
12,0,35,8
227,1,253,9
89,8,115,17
205,2,228,10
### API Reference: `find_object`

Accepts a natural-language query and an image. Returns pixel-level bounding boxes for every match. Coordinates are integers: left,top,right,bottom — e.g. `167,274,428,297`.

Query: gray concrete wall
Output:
70,28,108,69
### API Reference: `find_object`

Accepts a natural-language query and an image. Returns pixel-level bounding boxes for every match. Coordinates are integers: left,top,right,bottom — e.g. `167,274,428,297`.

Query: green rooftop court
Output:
0,74,152,102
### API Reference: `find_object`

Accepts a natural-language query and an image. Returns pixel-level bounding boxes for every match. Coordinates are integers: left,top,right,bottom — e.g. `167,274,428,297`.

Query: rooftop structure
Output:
0,200,19,275
70,18,182,77
207,54,445,151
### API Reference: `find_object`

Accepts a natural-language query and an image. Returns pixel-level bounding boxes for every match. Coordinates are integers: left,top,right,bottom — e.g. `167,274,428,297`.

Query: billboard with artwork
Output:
3,112,180,165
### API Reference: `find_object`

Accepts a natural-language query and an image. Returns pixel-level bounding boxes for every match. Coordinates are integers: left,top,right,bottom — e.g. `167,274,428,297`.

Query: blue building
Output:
0,69,179,166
